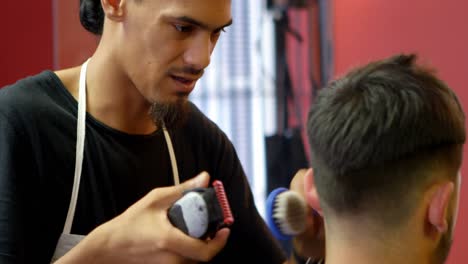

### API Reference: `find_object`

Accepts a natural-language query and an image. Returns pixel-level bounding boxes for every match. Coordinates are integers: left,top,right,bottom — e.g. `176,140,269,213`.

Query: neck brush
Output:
266,187,307,240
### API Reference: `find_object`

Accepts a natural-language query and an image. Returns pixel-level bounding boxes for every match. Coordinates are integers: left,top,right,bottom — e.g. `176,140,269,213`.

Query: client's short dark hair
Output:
307,54,465,226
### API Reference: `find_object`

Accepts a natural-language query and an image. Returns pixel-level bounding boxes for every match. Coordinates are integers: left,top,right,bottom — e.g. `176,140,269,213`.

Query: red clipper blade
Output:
212,180,234,226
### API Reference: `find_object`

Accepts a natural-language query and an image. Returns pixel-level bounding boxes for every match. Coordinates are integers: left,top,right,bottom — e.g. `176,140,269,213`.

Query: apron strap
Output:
62,59,89,234
163,125,180,185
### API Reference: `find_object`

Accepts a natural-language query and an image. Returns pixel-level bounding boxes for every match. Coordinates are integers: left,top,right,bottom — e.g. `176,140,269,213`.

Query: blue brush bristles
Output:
266,187,292,240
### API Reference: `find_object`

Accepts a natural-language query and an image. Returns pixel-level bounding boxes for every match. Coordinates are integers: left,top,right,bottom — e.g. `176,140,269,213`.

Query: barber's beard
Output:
149,98,190,129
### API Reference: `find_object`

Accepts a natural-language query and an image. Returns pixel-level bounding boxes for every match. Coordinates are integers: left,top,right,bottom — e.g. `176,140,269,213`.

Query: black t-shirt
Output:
0,71,286,263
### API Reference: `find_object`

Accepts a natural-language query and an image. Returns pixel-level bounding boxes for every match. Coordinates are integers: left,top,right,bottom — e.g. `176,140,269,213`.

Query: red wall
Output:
333,1,468,263
54,1,97,69
1,2,53,87
0,1,96,88
286,6,323,161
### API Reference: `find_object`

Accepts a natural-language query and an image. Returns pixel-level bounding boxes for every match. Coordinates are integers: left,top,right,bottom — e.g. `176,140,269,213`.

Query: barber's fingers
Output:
165,227,230,262
144,171,210,208
179,171,210,190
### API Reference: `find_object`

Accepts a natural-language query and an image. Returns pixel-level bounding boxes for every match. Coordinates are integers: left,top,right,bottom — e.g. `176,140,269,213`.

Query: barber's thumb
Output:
183,171,210,189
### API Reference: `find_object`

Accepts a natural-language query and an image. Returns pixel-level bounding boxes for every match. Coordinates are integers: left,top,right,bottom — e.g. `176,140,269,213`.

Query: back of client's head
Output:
307,54,465,263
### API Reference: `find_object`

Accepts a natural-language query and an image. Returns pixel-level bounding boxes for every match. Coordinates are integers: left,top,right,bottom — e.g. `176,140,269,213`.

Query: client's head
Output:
305,54,465,264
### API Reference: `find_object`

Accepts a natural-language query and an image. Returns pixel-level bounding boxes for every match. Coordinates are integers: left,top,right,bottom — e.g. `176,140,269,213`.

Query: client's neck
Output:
323,218,430,264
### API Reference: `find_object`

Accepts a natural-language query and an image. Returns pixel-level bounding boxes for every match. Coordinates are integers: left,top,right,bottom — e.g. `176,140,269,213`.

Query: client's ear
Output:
304,168,323,216
427,181,454,234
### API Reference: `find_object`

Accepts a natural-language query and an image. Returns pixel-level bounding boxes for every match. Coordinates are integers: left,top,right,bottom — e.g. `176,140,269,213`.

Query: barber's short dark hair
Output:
307,54,465,225
79,0,104,35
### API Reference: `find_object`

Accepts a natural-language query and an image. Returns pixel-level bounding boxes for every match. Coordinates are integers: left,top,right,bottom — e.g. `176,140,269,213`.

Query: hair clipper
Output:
168,180,234,239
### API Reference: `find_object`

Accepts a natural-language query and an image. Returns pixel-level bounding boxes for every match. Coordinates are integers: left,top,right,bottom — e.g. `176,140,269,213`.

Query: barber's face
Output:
118,0,232,127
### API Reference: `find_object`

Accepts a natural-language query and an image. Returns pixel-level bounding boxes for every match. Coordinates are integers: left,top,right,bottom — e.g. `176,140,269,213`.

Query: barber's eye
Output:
174,24,193,33
214,28,227,34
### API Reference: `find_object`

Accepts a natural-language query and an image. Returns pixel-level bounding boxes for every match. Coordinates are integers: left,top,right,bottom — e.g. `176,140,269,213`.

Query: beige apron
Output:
51,59,180,262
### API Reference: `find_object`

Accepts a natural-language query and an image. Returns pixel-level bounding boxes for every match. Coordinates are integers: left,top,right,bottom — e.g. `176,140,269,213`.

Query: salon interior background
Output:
1,1,467,263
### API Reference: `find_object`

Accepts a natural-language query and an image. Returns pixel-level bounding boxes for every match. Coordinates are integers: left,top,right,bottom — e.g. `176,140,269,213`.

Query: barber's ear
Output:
304,168,323,216
101,0,125,20
427,181,454,234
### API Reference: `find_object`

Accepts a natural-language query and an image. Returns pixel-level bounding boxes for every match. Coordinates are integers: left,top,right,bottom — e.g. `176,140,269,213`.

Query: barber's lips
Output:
171,75,196,93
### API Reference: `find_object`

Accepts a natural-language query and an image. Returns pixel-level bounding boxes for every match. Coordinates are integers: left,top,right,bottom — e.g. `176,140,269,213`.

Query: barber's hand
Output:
57,171,230,264
289,169,325,261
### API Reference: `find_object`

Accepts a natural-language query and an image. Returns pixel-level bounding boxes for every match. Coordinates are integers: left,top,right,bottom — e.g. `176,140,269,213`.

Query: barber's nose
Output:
184,35,213,70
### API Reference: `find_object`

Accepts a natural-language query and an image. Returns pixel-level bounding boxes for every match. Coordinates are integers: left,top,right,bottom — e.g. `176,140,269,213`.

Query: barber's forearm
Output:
54,226,109,264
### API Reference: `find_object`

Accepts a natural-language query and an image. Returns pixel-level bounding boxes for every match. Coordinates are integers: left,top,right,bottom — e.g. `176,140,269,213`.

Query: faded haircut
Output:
307,54,465,225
